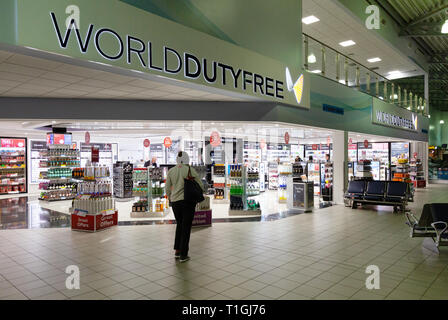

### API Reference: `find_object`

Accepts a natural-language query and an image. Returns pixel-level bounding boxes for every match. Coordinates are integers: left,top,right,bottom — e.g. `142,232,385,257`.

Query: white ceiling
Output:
0,50,250,101
302,0,424,80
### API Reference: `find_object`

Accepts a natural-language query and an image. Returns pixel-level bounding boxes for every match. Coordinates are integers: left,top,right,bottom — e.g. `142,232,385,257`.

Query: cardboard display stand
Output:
71,210,118,232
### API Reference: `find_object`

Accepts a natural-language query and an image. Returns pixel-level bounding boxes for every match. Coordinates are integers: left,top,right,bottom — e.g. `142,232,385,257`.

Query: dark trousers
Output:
171,200,196,257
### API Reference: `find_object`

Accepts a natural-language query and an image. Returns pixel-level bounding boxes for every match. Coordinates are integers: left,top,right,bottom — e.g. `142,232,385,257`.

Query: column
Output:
333,130,348,204
424,72,429,115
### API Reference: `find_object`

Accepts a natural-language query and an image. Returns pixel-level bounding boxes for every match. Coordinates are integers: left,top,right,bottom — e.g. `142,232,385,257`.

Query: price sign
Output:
143,139,150,148
164,137,172,148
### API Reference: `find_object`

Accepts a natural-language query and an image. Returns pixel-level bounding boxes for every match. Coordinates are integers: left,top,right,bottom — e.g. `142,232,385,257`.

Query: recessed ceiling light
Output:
442,20,448,34
440,120,445,124
367,57,382,63
389,70,401,75
302,15,320,25
339,40,356,47
308,54,317,64
311,70,321,73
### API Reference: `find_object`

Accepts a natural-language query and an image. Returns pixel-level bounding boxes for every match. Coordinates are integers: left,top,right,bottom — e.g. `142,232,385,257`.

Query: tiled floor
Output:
0,184,447,300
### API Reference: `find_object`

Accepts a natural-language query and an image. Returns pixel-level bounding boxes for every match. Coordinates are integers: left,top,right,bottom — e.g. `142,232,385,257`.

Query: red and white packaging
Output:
71,210,118,232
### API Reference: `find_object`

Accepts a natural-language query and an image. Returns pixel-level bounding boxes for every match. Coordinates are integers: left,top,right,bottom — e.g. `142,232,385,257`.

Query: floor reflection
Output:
0,197,71,229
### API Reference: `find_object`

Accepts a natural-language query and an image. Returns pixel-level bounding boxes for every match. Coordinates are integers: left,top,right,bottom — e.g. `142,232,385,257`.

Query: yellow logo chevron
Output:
285,68,304,105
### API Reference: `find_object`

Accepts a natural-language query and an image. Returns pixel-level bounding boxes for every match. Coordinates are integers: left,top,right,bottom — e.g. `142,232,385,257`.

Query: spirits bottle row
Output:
40,189,75,201
43,149,79,157
43,168,73,179
229,165,243,177
72,196,115,214
39,182,77,191
83,165,110,180
78,181,112,195
40,159,80,167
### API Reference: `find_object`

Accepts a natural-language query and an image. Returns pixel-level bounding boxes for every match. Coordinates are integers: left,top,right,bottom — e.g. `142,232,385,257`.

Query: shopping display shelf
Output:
131,167,168,215
0,166,26,169
39,196,76,201
0,183,24,186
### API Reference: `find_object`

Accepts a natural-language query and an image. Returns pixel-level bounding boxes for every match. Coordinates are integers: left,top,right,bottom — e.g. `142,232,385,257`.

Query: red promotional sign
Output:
413,152,418,159
260,138,266,149
71,211,118,232
364,140,369,148
91,147,99,163
349,138,353,144
54,134,65,145
312,144,318,150
143,139,150,148
164,137,172,148
348,144,357,150
85,132,90,144
1,139,25,148
210,131,221,147
284,132,290,144
327,136,331,146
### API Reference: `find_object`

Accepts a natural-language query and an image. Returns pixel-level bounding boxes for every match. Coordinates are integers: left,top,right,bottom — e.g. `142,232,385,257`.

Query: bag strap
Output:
187,165,193,179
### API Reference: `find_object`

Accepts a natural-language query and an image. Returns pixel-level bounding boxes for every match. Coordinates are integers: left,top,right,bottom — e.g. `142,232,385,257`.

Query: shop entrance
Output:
0,119,344,226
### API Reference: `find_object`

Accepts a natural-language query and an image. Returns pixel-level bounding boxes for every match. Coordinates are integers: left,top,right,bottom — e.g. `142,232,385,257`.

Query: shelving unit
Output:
321,162,333,202
268,162,278,190
228,164,261,215
0,138,27,195
113,161,133,199
410,158,426,188
307,162,321,196
355,160,373,181
131,167,168,217
212,164,226,200
39,145,80,201
392,158,414,202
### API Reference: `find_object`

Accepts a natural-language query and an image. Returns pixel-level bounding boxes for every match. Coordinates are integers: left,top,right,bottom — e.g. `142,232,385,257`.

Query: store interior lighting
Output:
302,15,320,24
308,54,317,64
442,20,448,34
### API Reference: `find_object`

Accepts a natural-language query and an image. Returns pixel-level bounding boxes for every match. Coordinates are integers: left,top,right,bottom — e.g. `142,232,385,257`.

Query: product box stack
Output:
410,158,426,188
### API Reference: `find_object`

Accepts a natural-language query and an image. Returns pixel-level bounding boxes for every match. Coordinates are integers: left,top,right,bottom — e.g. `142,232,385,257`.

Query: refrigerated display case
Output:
268,162,278,190
0,138,27,195
30,140,47,184
307,162,321,196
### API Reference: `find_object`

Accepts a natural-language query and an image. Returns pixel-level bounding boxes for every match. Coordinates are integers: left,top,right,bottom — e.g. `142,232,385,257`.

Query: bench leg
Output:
351,201,357,209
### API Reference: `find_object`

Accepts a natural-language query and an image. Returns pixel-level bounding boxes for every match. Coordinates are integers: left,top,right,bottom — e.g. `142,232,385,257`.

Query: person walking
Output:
165,151,204,262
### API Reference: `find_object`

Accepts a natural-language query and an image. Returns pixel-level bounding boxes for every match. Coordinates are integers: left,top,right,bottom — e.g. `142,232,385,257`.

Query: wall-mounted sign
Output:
1,138,25,148
364,140,369,148
327,136,331,146
91,147,99,163
164,137,172,148
260,138,266,149
85,132,90,144
349,138,353,144
210,131,221,147
372,99,418,131
143,139,150,148
11,2,309,109
284,132,290,144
